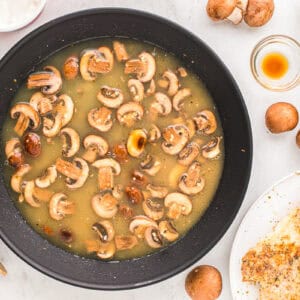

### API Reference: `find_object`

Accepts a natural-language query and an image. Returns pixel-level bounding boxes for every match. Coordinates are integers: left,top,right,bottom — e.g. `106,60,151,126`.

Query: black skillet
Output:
0,8,252,290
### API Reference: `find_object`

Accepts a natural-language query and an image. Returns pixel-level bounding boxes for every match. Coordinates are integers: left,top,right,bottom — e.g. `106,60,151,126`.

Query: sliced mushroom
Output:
112,143,129,163
158,220,179,242
125,186,144,205
23,180,40,208
145,79,156,96
146,184,168,199
125,59,147,75
178,142,200,166
132,170,148,187
129,215,158,238
10,103,40,136
60,127,80,157
115,235,138,250
144,226,163,248
88,107,113,132
140,155,161,176
92,158,121,175
150,93,172,116
127,129,147,157
96,241,116,260
98,46,114,72
42,114,62,138
185,119,196,138
55,94,74,127
23,132,41,157
80,49,106,81
179,161,205,195
172,88,192,111
27,66,62,95
65,158,89,189
142,198,164,221
162,124,189,155
137,52,156,82
97,86,124,108
35,165,57,188
113,41,129,62
33,186,54,203
11,164,31,193
29,92,53,115
97,166,114,191
92,220,115,242
91,191,118,219
49,193,75,221
177,67,188,78
164,192,192,219
63,55,79,80
56,158,82,180
148,124,161,143
112,184,124,200
5,138,25,168
162,70,179,96
82,135,109,163
193,110,217,135
128,79,144,102
202,136,222,159
117,101,144,127
119,204,133,219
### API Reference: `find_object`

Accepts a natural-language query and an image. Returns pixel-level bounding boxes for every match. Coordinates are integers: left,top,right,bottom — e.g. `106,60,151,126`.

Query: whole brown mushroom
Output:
265,102,298,134
244,0,274,27
185,265,222,300
296,130,300,148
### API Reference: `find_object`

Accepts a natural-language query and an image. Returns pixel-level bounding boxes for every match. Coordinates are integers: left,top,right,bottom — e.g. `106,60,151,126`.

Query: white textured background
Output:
0,1,299,299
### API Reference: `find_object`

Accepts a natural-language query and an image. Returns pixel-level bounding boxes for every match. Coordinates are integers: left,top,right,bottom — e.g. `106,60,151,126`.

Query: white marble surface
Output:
0,1,299,299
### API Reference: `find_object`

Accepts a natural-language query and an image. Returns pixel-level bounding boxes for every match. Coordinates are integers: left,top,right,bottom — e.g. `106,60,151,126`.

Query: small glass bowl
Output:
250,35,300,91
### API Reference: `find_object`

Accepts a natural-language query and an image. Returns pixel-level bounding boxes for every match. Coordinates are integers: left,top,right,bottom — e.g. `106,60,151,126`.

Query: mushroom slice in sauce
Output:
177,67,188,77
97,166,114,191
29,92,53,115
140,155,161,176
145,79,156,96
63,55,79,80
128,79,144,102
125,186,144,205
117,101,144,127
10,103,40,137
35,165,57,188
60,127,80,158
5,138,25,168
49,193,75,221
27,66,62,95
179,161,205,195
148,124,161,143
65,158,89,189
82,135,109,163
158,220,179,242
11,164,31,193
144,226,163,248
202,137,222,159
91,191,118,219
115,235,138,250
127,129,147,158
150,93,172,116
193,110,217,135
92,158,121,175
96,242,116,260
23,180,49,208
146,184,168,199
137,52,156,82
162,70,179,96
113,41,129,62
172,88,192,111
97,46,114,72
97,86,124,108
162,124,189,155
164,192,192,219
42,114,62,138
88,107,113,132
55,94,74,127
178,142,200,166
129,215,158,239
142,198,164,221
92,220,115,242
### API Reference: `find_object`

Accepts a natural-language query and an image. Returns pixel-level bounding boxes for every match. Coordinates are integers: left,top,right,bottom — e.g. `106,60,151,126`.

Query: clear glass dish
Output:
250,35,300,91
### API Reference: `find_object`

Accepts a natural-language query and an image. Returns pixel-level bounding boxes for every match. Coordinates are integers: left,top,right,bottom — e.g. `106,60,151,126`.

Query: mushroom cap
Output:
60,127,80,158
42,114,62,138
172,88,192,111
159,220,179,242
92,220,115,242
244,0,274,27
91,192,118,219
128,79,144,102
56,94,74,127
127,129,147,158
193,110,217,135
66,157,89,189
24,180,40,208
144,226,163,248
137,52,156,83
142,198,164,221
129,215,158,233
152,92,172,116
164,192,192,216
117,101,144,127
162,70,179,97
97,85,124,108
88,107,113,132
83,135,109,156
206,0,237,20
178,142,200,166
35,165,57,188
79,49,99,81
92,158,121,175
202,137,222,159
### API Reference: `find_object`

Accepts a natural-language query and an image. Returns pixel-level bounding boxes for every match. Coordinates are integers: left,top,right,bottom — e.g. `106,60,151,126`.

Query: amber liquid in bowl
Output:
261,52,289,80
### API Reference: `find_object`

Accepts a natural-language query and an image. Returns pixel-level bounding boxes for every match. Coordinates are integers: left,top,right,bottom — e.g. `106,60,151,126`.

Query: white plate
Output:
229,171,300,300
0,0,46,32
